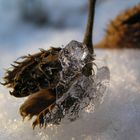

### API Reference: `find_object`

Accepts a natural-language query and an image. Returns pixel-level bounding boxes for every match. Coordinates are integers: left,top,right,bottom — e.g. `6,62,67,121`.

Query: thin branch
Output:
83,0,96,54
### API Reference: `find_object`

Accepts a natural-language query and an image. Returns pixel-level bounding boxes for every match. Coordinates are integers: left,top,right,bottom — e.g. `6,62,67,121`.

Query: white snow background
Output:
0,0,140,140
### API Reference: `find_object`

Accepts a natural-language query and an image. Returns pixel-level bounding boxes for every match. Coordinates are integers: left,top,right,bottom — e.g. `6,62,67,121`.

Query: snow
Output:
1,49,140,140
0,0,140,140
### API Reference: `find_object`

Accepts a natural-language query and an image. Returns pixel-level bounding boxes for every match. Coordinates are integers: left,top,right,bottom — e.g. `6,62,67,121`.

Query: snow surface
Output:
1,49,140,140
0,0,140,140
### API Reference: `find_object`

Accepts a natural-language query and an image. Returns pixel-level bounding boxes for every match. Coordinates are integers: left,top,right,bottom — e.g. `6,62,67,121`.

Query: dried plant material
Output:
3,47,62,97
3,40,109,129
2,0,110,129
96,4,140,48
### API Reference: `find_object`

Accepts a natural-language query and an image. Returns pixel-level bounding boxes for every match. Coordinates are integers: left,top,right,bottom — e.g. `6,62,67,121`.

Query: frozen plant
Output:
2,0,110,129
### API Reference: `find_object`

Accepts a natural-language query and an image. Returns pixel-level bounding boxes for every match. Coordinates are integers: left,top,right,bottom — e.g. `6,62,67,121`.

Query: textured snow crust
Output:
1,49,140,140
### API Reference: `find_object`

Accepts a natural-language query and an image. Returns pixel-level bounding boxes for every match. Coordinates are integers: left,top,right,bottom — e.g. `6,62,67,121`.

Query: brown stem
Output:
83,0,96,54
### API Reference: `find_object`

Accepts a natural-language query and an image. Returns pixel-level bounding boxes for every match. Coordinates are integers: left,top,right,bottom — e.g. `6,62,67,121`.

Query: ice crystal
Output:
42,40,110,125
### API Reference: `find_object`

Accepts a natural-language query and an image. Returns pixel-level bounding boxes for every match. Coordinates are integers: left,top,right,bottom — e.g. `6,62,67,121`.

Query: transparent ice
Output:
42,40,110,125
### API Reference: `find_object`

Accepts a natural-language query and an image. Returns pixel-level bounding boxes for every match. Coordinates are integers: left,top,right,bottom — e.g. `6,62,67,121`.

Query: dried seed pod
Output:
96,4,140,48
2,0,105,129
3,47,62,97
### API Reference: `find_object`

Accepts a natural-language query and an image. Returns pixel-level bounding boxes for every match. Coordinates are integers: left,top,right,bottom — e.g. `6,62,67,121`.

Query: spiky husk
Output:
96,4,140,48
3,47,62,97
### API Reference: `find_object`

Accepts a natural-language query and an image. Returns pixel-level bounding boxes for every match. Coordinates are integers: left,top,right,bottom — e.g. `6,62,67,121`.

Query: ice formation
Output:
40,40,110,126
